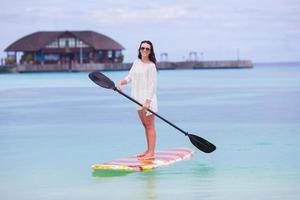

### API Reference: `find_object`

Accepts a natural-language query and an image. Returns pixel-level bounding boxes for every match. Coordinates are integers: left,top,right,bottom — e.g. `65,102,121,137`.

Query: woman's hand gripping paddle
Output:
89,71,216,153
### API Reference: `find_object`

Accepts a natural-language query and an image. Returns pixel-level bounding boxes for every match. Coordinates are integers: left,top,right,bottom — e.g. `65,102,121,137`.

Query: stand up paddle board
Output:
91,148,194,171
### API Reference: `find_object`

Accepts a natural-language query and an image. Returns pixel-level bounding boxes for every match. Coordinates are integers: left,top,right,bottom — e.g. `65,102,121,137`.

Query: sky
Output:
0,0,299,63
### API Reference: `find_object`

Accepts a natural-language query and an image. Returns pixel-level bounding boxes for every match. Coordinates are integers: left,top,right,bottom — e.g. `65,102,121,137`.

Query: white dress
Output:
125,59,158,114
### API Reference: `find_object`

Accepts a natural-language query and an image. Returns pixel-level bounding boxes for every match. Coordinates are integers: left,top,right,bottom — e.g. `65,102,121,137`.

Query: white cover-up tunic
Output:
125,59,158,114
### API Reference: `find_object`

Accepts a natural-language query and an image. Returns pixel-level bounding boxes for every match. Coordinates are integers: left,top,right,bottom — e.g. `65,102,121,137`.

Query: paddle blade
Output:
188,134,216,153
89,71,116,90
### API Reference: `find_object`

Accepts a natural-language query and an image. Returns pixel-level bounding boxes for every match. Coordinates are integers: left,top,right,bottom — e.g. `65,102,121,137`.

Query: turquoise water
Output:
0,64,300,199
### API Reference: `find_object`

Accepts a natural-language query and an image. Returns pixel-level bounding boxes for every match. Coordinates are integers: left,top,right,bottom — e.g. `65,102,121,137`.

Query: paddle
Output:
88,71,216,153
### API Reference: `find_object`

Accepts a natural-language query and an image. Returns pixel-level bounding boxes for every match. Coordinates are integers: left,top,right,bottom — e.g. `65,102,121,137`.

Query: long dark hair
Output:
138,40,157,65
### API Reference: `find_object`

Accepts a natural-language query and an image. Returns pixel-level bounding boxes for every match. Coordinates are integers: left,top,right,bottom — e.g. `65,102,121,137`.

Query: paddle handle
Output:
115,88,189,136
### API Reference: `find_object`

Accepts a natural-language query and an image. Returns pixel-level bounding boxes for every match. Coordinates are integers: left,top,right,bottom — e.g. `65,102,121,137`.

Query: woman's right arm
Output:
117,79,128,91
117,60,135,90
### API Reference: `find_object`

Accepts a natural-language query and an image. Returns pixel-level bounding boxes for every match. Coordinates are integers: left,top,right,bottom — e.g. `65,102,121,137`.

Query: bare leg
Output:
137,110,156,158
143,113,156,158
137,110,148,157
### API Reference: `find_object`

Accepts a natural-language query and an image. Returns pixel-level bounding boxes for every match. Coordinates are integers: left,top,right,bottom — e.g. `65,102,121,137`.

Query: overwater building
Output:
4,30,124,66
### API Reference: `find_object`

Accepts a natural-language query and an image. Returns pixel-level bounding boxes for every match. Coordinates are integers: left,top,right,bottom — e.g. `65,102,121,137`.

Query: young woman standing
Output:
117,40,158,159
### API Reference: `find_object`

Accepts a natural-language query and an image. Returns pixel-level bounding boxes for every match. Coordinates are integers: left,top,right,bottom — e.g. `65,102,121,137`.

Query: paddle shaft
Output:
114,88,189,137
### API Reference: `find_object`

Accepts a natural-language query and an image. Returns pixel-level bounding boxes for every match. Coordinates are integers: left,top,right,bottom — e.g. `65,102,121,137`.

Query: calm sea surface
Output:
0,63,299,200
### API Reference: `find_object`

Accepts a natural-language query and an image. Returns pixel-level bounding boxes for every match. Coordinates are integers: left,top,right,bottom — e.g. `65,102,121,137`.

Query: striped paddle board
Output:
91,148,194,171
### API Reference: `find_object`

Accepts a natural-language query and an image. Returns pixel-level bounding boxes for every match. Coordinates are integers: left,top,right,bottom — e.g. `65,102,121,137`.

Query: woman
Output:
117,40,158,159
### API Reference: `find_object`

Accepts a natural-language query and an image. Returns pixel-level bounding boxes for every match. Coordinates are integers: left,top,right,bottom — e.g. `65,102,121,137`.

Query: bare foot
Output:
137,151,148,157
139,152,155,160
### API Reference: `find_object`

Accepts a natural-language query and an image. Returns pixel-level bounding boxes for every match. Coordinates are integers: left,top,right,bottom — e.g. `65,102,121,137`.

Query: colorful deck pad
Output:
92,148,194,171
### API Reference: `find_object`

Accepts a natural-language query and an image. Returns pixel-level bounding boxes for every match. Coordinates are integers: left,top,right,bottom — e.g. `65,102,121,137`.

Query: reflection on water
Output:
91,161,218,200
142,171,158,200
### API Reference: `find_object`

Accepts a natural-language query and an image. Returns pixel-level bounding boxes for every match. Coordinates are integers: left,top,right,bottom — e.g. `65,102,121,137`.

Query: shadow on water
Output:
92,169,158,199
92,169,135,177
193,164,216,178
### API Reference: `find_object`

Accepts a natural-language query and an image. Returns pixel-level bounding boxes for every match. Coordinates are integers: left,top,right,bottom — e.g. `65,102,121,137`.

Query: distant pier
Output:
157,60,253,70
1,60,253,73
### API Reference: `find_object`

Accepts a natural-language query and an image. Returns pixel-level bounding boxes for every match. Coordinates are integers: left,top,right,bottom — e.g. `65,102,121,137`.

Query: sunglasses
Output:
140,47,151,51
